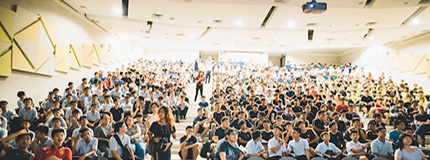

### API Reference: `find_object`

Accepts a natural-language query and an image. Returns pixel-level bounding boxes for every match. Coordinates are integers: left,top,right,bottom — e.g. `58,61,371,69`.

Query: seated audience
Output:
371,127,393,159
179,126,199,160
315,132,343,159
245,130,268,159
394,133,427,160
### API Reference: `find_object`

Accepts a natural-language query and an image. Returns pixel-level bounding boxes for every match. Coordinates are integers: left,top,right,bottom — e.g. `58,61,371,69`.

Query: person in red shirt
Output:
37,129,72,160
194,71,205,102
335,98,348,112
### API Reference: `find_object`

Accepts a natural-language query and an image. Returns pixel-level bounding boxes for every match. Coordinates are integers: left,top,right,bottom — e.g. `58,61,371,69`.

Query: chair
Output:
342,157,358,160
280,157,297,160
247,157,265,160
372,157,388,160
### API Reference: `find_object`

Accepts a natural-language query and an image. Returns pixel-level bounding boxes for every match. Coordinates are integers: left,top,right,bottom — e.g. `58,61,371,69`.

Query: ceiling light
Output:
412,18,419,25
236,20,243,26
369,36,374,40
113,8,122,15
287,21,295,28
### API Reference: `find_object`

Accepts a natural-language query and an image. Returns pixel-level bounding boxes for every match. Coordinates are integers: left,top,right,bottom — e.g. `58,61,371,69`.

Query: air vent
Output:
363,0,375,8
213,19,223,24
152,13,163,18
280,44,288,47
366,21,378,26
326,38,333,41
274,0,289,3
252,37,261,40
308,29,314,41
306,23,318,27
419,0,430,4
177,33,185,36
260,6,277,28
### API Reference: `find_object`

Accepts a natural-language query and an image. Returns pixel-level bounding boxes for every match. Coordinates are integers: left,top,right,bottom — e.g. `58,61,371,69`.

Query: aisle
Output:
144,81,213,160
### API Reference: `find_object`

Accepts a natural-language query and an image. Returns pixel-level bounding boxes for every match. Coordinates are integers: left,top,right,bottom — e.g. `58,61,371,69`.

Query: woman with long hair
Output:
194,71,205,102
124,116,146,159
145,102,159,158
394,133,427,160
148,106,176,160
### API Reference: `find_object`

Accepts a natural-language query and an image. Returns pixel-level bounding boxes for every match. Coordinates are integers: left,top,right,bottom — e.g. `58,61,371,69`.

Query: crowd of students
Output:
190,61,430,160
0,58,429,160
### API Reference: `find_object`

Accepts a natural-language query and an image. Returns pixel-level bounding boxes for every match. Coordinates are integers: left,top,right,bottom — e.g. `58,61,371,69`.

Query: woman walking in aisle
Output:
148,106,176,160
194,71,205,102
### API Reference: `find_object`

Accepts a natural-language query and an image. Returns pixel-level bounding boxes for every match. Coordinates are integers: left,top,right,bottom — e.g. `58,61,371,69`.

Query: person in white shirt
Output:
245,130,268,159
287,127,310,160
315,132,343,159
120,95,133,116
268,126,287,159
346,130,372,160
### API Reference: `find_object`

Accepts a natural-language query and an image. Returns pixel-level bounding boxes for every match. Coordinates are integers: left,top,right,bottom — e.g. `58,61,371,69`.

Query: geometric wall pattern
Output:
54,45,71,73
0,6,15,77
69,44,82,70
92,44,101,66
412,53,427,74
82,44,95,68
12,18,55,76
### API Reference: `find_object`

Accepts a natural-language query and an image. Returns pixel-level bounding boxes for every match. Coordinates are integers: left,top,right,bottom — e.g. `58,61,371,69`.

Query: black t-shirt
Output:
238,130,251,147
214,127,227,139
312,119,325,135
179,135,197,159
329,131,345,149
266,110,277,123
300,129,316,141
215,140,241,160
367,131,378,141
4,149,32,160
261,130,274,142
110,107,124,122
249,110,259,119
344,128,367,143
361,96,373,104
415,113,430,122
213,111,225,125
230,119,253,130
336,120,347,133
149,122,176,140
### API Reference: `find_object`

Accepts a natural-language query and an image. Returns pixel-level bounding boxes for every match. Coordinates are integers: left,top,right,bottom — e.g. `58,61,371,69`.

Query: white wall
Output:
284,53,339,65
143,48,199,62
0,0,140,109
339,33,430,91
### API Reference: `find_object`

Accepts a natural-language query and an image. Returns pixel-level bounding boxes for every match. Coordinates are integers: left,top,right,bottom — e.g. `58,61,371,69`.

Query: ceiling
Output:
63,0,430,53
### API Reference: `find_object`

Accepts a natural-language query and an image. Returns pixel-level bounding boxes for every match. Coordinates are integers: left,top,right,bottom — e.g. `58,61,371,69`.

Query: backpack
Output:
200,141,212,158
113,134,133,160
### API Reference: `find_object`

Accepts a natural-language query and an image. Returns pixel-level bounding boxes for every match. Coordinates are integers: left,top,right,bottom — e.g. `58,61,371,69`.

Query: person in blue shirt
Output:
193,108,209,141
198,96,209,116
389,120,405,144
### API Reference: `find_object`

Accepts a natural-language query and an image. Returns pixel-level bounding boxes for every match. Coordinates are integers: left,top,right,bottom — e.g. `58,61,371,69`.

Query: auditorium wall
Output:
339,33,430,91
0,0,140,109
284,53,340,65
143,48,200,63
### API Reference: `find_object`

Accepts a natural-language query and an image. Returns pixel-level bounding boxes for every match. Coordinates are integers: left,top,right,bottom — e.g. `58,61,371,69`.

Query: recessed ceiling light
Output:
287,21,295,28
402,2,410,5
169,17,175,21
412,18,419,25
236,20,243,26
197,21,202,23
113,8,121,15
369,36,374,40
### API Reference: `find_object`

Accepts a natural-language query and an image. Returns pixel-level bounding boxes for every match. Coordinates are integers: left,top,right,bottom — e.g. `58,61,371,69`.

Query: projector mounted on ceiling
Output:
302,0,327,14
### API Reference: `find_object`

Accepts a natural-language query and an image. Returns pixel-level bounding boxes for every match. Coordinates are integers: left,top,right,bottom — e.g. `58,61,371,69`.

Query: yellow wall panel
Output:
35,55,54,76
398,53,413,72
39,18,55,47
36,45,54,69
14,6,38,34
0,26,10,44
0,50,12,77
12,43,34,72
38,22,54,48
427,58,430,78
412,54,427,74
0,42,9,53
15,21,40,44
0,6,16,38
55,45,70,73
14,38,38,67
389,52,399,70
92,44,101,66
81,45,94,68
69,45,81,70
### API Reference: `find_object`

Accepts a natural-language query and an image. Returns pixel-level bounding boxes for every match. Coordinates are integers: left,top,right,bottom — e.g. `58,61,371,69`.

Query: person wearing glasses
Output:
179,126,199,160
215,128,244,160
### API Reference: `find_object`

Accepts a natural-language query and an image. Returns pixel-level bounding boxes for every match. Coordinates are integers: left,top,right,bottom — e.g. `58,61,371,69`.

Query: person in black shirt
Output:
265,104,277,123
237,120,251,147
0,128,35,160
366,121,378,141
414,105,430,146
329,121,345,151
179,126,199,160
261,120,273,143
297,120,319,149
312,111,326,137
213,117,230,144
110,98,124,122
149,106,177,160
193,108,209,140
360,90,374,117
212,103,225,126
248,105,259,124
304,106,315,124
230,111,253,130
344,118,367,143
254,112,266,130
331,112,347,133
370,113,386,129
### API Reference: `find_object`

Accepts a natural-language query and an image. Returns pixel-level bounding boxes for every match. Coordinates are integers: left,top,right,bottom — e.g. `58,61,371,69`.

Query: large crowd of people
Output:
0,58,429,160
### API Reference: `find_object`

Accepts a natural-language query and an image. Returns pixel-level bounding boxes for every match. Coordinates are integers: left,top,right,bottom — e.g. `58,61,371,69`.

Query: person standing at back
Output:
194,71,205,102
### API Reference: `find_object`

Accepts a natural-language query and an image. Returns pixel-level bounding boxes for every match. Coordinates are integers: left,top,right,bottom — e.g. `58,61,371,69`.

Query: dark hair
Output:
186,125,193,130
320,132,329,137
329,121,337,128
225,128,237,137
114,121,125,133
394,120,404,128
79,128,90,135
52,117,61,123
293,127,301,133
52,129,65,137
252,130,261,140
17,91,26,97
238,120,246,128
197,108,203,112
23,98,33,103
0,100,8,107
398,133,413,150
296,120,305,127
263,120,270,123
79,116,88,122
376,127,385,133
72,109,80,115
35,126,49,135
350,130,359,135
374,113,382,118
404,126,414,132
221,117,229,123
